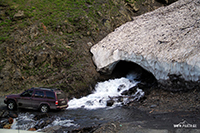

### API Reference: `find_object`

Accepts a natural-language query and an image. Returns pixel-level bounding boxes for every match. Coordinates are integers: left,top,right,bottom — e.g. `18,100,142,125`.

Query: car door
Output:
31,90,45,109
18,90,33,108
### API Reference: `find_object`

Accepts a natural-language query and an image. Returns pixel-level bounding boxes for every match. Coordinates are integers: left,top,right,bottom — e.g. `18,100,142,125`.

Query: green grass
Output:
0,0,102,43
0,0,136,45
0,0,132,93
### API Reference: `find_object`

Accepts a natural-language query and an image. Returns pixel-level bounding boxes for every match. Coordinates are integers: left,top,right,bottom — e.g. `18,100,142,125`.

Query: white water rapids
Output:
8,73,145,131
10,113,79,131
68,73,145,109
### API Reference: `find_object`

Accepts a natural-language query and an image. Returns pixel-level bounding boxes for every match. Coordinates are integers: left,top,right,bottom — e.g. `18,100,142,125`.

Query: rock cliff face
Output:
91,0,200,91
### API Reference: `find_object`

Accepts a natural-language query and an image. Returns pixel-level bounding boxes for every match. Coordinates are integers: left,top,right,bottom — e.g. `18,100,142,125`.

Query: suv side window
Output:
46,91,55,99
34,90,44,98
21,90,33,97
56,92,65,100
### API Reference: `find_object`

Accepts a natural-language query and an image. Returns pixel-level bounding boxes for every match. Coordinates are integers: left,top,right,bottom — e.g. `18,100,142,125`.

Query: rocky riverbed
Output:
0,87,200,133
0,72,200,132
131,88,200,114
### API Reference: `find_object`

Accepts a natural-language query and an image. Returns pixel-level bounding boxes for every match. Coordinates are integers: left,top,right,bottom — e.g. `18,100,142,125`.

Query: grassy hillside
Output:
0,0,131,42
0,0,165,98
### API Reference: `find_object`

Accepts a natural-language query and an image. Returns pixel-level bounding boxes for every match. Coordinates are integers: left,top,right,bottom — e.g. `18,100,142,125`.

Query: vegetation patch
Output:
0,0,166,97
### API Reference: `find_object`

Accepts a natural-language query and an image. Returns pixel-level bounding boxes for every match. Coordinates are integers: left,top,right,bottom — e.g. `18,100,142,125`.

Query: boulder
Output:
30,25,39,39
28,128,36,131
13,68,22,80
34,52,49,66
33,113,49,120
117,84,126,92
8,117,13,124
9,112,18,118
0,110,9,118
106,99,114,106
3,124,11,129
90,0,200,91
121,86,137,96
13,10,24,20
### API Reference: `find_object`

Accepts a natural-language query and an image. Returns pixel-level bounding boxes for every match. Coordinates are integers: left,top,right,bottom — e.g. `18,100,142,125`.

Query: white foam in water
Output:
11,113,36,130
11,113,79,131
68,77,143,110
123,88,145,105
52,118,79,127
38,118,79,132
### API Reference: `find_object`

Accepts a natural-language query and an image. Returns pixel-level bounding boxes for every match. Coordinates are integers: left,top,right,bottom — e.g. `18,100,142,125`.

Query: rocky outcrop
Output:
91,0,200,91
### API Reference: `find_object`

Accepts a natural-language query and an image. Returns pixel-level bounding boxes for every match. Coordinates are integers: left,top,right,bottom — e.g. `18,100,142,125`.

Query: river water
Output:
68,73,144,109
1,72,200,132
9,106,149,132
2,73,148,132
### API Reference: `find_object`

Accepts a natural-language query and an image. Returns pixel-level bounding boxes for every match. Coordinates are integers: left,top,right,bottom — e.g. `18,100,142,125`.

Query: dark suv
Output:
4,87,68,113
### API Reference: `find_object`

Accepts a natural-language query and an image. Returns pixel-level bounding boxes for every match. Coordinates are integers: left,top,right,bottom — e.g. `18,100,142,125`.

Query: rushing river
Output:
68,74,144,109
6,72,146,132
10,106,148,132
1,72,200,132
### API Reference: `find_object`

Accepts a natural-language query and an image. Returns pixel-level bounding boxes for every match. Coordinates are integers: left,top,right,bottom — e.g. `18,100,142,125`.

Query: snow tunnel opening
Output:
110,60,157,88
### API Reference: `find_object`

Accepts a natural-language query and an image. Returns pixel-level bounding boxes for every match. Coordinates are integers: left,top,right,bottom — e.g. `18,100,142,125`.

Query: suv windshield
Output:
56,92,65,100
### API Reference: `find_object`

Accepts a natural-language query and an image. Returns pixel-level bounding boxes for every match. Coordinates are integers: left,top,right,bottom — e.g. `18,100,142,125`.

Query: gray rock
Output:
150,104,157,108
14,68,22,80
29,60,34,68
3,61,12,71
44,74,63,84
90,0,200,89
13,10,24,20
106,99,114,106
0,110,9,118
30,25,39,39
35,52,49,66
118,84,126,92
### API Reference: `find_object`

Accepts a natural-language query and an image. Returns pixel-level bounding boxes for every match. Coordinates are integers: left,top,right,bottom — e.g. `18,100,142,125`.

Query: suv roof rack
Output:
30,87,60,92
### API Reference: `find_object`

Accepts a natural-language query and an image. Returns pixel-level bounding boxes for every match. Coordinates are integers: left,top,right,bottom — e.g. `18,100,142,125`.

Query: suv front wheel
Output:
40,104,49,113
7,100,16,110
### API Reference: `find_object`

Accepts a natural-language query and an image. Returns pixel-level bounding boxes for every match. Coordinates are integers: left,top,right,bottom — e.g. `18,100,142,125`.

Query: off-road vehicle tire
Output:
40,104,49,113
7,100,17,110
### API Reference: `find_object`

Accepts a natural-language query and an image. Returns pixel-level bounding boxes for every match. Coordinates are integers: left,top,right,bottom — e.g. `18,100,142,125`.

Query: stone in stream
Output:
0,110,18,118
28,128,37,131
33,113,49,120
3,124,12,129
117,84,126,92
8,117,13,124
121,86,138,96
106,99,115,106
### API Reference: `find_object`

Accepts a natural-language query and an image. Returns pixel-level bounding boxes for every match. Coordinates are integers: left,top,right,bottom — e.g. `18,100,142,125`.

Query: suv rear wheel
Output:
40,104,49,113
7,100,16,110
